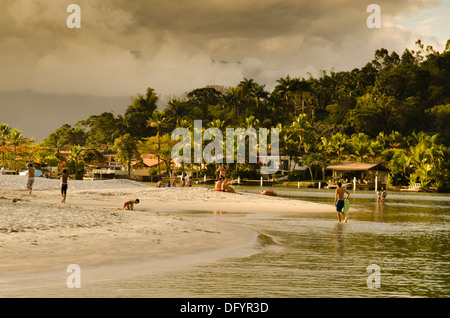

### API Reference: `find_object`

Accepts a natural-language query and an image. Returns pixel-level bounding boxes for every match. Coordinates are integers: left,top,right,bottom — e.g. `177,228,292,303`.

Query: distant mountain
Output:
0,90,130,141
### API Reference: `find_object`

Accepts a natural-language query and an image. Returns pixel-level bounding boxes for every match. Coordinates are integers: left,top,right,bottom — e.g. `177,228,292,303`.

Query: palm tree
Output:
349,133,371,162
147,110,168,176
417,164,433,188
0,123,11,167
250,82,269,110
9,128,25,171
386,131,404,149
284,138,300,177
68,145,85,178
208,119,225,130
369,140,384,160
274,75,295,114
166,98,186,127
387,148,412,185
274,76,318,117
289,114,311,149
328,133,348,162
226,86,245,118
244,115,260,129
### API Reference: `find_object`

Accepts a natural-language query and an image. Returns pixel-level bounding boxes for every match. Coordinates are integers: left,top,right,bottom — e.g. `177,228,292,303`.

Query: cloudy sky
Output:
0,0,449,141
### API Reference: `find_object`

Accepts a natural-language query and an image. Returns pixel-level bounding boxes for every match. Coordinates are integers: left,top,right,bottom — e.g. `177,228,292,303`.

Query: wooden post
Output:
319,182,321,189
260,176,263,187
353,177,356,191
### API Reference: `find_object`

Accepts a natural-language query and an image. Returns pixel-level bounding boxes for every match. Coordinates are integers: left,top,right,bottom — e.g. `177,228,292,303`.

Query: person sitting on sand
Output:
214,176,225,191
26,163,35,194
58,169,71,203
222,178,236,193
156,178,165,188
334,182,350,223
123,199,139,210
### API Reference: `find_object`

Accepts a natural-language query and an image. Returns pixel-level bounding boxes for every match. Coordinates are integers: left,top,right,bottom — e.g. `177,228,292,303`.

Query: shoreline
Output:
0,176,333,295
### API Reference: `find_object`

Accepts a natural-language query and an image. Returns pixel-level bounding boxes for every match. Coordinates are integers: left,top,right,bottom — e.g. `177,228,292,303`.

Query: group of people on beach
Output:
155,173,192,188
214,165,236,193
334,182,387,223
214,176,236,193
25,163,71,203
21,162,387,221
377,187,387,203
25,162,140,210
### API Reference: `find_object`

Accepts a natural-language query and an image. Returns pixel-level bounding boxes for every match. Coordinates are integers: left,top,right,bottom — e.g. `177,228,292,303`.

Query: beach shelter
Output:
326,161,389,186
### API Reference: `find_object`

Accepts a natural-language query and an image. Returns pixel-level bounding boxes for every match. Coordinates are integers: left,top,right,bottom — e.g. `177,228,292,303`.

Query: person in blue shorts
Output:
334,182,350,223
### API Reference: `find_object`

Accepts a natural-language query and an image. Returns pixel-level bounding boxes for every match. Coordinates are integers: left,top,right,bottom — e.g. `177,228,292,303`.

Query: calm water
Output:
5,186,450,298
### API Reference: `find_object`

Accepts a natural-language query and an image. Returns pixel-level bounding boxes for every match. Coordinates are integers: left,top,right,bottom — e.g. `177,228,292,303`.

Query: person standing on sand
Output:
59,169,71,203
171,174,177,187
217,164,227,179
334,182,350,223
26,164,35,194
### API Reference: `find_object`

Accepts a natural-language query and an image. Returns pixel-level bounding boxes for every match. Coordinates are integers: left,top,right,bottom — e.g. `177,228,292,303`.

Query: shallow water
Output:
4,187,450,298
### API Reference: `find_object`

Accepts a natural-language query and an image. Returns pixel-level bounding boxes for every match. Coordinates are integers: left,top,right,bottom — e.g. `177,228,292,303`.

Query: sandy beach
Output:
0,175,333,295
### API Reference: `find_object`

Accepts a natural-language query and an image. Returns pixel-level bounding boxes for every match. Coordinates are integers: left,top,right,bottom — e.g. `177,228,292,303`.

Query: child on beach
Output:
123,199,140,210
58,169,71,203
377,187,387,202
334,182,350,223
156,178,165,188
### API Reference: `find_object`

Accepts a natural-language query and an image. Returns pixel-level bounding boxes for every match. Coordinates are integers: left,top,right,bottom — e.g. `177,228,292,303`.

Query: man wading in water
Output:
334,182,350,223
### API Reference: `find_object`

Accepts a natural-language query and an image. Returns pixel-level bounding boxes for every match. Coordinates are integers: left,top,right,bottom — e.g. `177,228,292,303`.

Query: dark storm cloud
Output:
1,0,444,140
0,0,441,97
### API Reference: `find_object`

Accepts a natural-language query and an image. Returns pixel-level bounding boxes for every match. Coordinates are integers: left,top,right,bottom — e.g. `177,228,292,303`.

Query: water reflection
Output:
3,188,448,298
213,211,229,216
333,223,345,259
374,201,387,222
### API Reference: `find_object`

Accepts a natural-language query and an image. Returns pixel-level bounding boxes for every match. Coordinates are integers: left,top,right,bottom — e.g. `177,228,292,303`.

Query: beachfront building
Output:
90,150,121,179
279,155,307,174
102,149,121,168
114,153,169,181
325,161,389,189
55,145,72,162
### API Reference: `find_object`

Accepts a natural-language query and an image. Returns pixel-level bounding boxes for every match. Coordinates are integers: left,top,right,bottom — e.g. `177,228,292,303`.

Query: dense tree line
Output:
2,40,449,189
